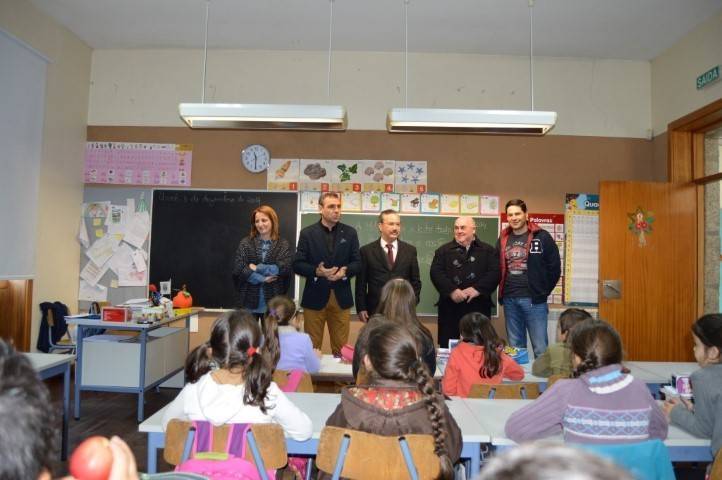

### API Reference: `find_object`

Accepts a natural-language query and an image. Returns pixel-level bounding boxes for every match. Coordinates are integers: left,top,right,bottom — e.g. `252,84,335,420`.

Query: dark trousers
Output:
437,297,492,348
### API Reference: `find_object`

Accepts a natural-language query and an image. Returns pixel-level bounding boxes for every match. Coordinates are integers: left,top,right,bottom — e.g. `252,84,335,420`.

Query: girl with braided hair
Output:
161,309,312,441
323,320,461,479
505,319,667,444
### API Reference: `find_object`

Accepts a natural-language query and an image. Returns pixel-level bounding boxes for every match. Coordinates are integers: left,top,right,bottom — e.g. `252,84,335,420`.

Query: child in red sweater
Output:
442,312,524,397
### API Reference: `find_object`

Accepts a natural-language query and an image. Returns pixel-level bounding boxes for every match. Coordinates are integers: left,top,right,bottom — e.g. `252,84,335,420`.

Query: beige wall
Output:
89,49,651,138
0,0,91,350
652,12,722,134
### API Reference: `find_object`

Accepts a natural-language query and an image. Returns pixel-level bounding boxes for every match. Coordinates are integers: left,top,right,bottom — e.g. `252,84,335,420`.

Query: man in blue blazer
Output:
355,209,421,322
293,192,361,355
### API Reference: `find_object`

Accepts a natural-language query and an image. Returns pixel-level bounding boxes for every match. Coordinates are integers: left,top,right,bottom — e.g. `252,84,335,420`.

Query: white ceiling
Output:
29,0,722,60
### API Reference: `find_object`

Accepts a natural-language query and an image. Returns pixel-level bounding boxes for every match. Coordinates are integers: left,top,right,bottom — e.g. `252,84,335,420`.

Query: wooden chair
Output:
46,309,76,354
273,369,314,392
164,419,288,477
468,382,540,399
710,450,722,480
315,426,440,480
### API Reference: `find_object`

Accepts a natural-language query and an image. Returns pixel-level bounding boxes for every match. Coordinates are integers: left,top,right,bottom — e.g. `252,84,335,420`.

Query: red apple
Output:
69,436,113,480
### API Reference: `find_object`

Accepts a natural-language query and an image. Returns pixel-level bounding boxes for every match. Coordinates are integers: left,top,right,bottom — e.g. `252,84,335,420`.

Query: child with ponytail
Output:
442,312,524,397
264,296,321,373
663,314,722,458
505,319,667,444
322,321,461,480
161,309,312,441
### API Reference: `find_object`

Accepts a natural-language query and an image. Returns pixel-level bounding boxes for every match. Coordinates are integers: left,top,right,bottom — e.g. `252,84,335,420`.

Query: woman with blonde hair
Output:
231,205,292,317
352,278,436,379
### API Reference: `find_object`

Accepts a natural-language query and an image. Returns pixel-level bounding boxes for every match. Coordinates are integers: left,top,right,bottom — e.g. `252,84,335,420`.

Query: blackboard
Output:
299,213,499,316
150,190,298,309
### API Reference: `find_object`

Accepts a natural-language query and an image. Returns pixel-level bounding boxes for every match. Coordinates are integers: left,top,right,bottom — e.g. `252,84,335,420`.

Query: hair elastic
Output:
247,346,257,357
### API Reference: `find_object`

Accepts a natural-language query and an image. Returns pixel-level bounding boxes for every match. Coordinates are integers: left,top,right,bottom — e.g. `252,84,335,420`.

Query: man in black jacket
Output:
293,192,361,355
497,199,561,357
355,209,421,322
430,216,501,347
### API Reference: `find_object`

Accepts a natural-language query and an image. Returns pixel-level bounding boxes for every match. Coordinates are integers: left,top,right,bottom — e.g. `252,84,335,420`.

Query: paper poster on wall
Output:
362,191,382,212
360,160,395,192
395,161,427,193
85,234,120,267
440,194,460,215
420,193,440,214
564,194,599,305
79,279,108,302
460,195,480,215
266,158,299,191
330,160,362,192
341,191,362,211
480,195,500,215
300,191,320,211
381,193,400,211
299,160,331,191
84,142,192,186
400,193,421,214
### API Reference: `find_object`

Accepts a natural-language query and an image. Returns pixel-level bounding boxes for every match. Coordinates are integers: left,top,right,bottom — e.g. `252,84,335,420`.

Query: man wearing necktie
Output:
430,216,501,347
355,210,422,322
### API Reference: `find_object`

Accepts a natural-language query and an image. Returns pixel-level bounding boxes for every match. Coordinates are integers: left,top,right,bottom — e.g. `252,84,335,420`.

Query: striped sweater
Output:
505,364,668,444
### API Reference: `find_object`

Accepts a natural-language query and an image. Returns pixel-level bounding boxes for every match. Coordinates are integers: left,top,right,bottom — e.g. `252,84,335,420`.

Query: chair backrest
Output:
164,419,287,470
578,439,675,480
316,426,440,480
273,369,314,393
710,448,722,479
468,382,540,399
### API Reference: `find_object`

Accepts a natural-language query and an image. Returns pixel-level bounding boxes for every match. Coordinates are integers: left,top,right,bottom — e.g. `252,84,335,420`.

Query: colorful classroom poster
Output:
502,212,566,304
359,160,395,192
440,194,460,215
394,161,427,193
480,195,500,215
266,158,299,191
299,160,331,191
564,194,599,305
341,191,362,211
460,195,481,215
400,193,421,213
381,193,400,211
84,142,192,186
300,191,321,212
362,191,382,212
330,160,362,192
420,193,440,214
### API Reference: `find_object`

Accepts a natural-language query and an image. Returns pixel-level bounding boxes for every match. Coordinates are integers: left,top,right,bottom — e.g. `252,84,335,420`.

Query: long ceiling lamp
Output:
179,0,347,131
387,0,556,135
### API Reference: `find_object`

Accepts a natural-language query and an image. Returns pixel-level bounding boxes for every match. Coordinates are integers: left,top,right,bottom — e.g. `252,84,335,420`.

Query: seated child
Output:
265,296,321,373
532,308,592,377
442,312,524,397
323,321,462,480
162,309,312,442
662,313,722,457
505,319,667,444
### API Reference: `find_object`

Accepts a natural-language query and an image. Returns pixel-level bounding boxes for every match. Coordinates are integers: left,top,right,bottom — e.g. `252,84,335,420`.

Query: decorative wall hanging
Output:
628,207,654,247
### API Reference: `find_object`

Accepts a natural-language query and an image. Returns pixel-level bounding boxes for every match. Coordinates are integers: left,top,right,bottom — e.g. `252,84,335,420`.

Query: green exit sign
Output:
697,66,720,89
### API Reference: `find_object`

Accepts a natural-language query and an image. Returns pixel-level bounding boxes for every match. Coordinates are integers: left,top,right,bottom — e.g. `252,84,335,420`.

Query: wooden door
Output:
599,181,696,361
0,279,33,351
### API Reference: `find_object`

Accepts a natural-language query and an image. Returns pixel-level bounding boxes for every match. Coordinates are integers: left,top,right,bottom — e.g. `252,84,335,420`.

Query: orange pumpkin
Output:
172,285,193,308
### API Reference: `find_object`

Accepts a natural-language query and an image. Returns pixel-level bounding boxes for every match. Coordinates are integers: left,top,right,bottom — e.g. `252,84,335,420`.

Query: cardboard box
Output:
101,307,130,323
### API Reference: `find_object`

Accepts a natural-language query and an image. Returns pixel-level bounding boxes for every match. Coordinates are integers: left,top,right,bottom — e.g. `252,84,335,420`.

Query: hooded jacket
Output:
160,371,312,441
497,222,561,304
505,364,668,444
441,341,525,397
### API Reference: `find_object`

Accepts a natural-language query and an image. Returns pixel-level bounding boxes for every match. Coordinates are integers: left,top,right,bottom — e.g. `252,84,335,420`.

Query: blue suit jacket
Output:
293,220,361,310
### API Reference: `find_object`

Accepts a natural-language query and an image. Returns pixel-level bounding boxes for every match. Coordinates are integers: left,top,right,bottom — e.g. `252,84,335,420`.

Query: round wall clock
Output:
241,144,270,173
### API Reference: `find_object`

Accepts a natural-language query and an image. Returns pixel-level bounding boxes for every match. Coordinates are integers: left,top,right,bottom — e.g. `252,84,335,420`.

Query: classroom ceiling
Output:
29,0,722,60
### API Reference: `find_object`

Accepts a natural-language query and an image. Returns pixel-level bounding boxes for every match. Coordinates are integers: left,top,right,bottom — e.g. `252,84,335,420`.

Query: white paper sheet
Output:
132,249,147,272
86,234,120,268
117,262,147,287
80,260,109,286
108,243,134,276
77,215,89,249
78,279,108,302
106,204,128,236
123,211,150,248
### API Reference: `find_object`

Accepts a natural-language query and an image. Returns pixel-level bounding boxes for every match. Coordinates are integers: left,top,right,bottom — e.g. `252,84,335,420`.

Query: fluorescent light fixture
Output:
179,103,347,131
387,108,557,135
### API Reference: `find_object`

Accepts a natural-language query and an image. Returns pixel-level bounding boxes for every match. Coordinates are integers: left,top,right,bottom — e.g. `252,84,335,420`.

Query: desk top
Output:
66,307,203,329
625,361,699,382
462,398,711,448
24,352,75,371
316,355,444,379
139,391,490,443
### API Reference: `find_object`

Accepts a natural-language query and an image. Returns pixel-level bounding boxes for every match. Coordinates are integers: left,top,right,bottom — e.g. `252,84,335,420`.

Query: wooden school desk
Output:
314,354,443,382
139,392,490,477
67,308,202,422
25,352,74,460
462,398,713,462
625,361,700,397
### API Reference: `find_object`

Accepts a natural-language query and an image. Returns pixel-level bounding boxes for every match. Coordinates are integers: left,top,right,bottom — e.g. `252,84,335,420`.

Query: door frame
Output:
667,97,722,316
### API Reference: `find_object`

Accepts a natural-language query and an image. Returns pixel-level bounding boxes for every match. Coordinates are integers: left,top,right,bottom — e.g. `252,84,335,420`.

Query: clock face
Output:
241,144,270,173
